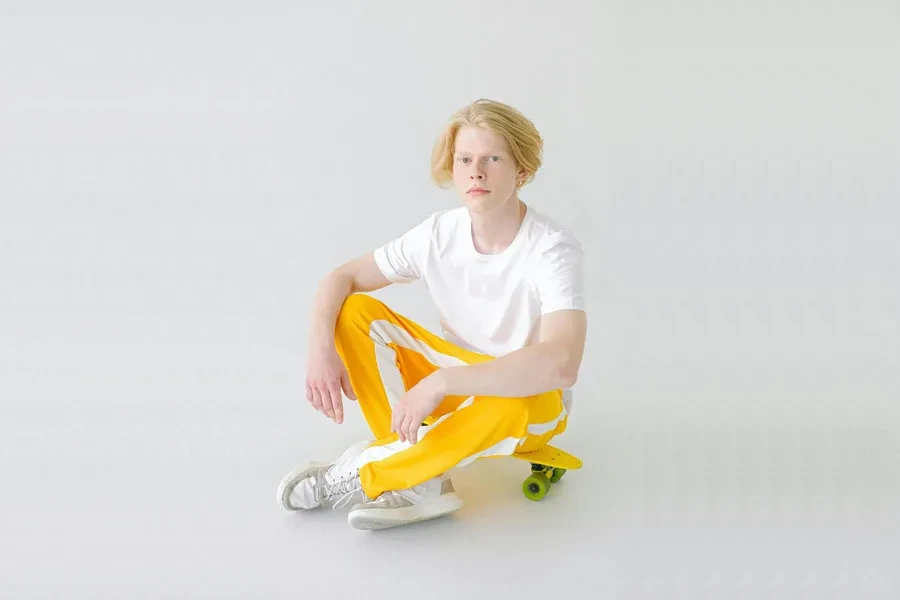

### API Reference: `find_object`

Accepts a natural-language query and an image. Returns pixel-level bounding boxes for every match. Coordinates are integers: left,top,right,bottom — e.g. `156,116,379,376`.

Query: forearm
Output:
308,268,354,353
434,342,577,398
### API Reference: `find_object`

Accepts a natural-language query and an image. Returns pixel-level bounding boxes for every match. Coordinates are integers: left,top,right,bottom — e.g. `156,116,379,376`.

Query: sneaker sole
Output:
347,493,464,530
276,461,329,511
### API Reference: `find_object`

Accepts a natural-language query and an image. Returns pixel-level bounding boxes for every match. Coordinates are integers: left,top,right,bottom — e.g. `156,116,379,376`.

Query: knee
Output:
477,396,530,428
338,292,379,317
335,293,388,334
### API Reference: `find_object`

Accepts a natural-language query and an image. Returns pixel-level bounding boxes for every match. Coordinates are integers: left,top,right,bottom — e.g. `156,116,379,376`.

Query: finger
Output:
400,413,411,443
395,410,407,442
312,390,328,419
316,384,334,419
402,413,415,445
307,383,325,418
341,371,357,401
410,414,423,444
324,384,339,422
391,406,403,433
329,382,344,424
308,382,323,412
410,414,422,444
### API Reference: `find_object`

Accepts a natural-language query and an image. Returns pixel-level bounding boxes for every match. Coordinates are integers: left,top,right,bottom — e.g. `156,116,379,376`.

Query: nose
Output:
469,168,485,180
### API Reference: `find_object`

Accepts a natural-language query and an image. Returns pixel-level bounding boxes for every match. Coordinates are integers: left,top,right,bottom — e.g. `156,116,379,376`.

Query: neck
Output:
469,196,526,255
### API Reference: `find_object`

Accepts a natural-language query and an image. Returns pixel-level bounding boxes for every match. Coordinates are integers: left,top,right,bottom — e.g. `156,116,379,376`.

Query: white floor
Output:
3,368,897,599
2,5,898,598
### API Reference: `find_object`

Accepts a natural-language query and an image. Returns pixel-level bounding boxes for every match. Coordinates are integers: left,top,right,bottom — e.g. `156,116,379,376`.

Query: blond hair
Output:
430,98,543,189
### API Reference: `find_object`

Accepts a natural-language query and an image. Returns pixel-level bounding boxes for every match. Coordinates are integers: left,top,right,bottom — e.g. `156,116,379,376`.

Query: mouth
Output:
467,187,489,195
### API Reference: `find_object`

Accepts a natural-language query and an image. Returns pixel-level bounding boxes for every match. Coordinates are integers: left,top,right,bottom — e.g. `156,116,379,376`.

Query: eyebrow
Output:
453,151,508,156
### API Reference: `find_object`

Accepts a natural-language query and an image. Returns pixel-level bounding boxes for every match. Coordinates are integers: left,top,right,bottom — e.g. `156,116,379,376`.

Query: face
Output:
452,125,524,214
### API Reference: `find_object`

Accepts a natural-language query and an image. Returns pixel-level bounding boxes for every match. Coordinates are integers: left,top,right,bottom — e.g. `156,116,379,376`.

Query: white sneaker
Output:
347,475,463,530
277,439,371,511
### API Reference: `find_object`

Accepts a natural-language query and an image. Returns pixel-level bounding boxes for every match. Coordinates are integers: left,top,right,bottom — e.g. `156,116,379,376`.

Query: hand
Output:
391,373,445,444
305,345,356,424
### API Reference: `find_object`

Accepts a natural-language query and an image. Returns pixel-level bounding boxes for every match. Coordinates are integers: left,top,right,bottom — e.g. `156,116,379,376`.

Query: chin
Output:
463,193,515,213
461,197,493,213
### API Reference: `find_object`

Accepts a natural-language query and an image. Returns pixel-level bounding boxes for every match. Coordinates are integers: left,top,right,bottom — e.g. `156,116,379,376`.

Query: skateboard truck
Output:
513,445,582,501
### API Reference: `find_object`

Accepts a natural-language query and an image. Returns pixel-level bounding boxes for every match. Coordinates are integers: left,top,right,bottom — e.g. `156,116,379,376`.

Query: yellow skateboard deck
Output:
513,444,583,470
511,444,582,501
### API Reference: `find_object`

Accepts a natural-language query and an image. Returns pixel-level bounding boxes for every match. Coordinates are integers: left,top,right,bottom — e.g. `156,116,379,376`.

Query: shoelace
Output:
323,473,364,510
315,441,367,510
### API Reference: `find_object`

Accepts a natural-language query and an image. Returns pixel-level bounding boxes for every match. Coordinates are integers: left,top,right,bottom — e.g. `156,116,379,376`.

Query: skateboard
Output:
511,444,582,501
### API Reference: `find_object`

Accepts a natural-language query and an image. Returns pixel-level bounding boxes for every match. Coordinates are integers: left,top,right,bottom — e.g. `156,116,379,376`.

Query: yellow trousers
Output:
334,293,568,499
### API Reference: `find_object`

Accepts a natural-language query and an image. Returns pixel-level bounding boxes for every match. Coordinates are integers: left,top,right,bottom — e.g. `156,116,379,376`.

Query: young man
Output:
277,98,587,530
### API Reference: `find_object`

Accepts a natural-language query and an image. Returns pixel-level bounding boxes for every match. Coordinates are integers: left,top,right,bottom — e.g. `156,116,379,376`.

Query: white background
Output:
1,2,898,598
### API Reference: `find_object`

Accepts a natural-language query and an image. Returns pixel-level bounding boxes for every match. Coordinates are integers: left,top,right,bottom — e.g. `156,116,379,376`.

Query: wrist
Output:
429,366,454,396
309,336,336,357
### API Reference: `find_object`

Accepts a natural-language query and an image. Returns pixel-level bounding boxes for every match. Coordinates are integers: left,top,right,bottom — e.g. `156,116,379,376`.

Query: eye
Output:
456,156,471,164
488,156,500,162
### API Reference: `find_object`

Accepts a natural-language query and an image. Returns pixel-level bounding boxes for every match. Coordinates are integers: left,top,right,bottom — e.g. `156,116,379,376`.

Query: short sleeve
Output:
533,230,586,315
373,214,435,283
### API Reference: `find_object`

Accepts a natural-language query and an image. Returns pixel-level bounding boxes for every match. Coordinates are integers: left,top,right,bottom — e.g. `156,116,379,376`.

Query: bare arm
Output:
305,252,390,423
308,251,391,353
391,309,587,442
433,309,587,398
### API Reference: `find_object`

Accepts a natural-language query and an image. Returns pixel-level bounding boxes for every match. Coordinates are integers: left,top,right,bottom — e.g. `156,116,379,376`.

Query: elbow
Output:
554,354,580,389
327,264,357,292
558,368,578,389
539,341,582,389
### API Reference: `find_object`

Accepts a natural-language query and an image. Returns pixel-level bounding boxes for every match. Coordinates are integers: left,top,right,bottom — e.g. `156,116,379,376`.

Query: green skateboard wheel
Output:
523,473,551,501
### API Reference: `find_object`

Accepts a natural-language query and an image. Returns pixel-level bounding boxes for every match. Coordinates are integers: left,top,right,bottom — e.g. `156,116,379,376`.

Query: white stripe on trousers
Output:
353,320,567,471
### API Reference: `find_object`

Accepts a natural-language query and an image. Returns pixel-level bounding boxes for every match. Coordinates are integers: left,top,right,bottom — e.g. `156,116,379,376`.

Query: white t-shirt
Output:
373,203,586,359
